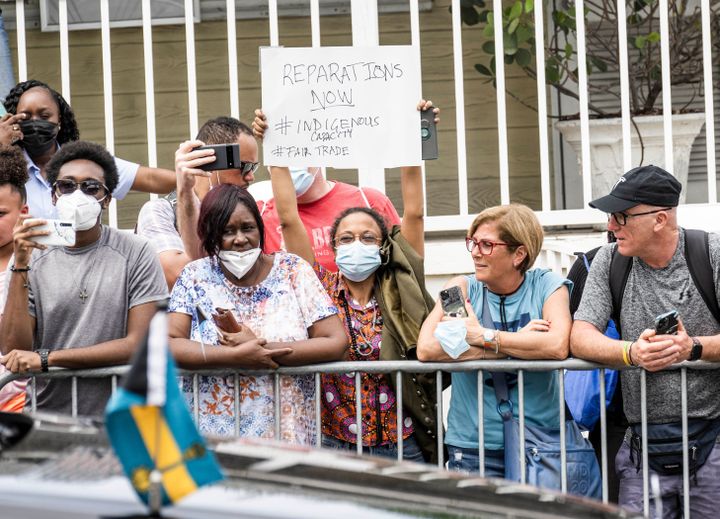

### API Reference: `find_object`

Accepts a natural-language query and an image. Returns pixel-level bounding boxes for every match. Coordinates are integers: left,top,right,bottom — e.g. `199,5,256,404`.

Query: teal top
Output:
445,269,572,450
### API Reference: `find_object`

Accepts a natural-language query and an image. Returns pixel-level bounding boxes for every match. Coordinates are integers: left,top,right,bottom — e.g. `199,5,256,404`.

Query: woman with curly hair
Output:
0,79,175,218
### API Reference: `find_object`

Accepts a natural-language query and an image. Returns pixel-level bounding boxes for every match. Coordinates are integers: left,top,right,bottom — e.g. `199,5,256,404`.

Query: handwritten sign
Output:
260,45,422,169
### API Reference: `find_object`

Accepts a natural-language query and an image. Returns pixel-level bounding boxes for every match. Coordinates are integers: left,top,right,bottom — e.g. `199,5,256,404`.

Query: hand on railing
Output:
632,320,693,372
227,339,293,370
218,326,258,347
1,349,41,374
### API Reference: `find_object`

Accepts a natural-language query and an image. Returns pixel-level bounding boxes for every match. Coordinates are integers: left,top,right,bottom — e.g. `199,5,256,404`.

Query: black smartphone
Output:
421,108,438,160
197,143,241,171
440,286,468,318
654,310,679,335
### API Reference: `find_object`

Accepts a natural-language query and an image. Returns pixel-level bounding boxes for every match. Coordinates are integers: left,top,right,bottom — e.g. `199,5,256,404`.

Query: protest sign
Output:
260,45,422,169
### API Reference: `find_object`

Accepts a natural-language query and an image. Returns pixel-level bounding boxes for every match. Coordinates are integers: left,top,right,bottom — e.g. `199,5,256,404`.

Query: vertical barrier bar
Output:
658,0,674,171
234,373,240,437
58,0,70,103
184,0,198,138
31,377,36,413
701,0,717,203
141,0,159,201
450,0,469,214
274,373,281,441
315,372,322,447
641,370,649,516
310,0,321,47
491,0,509,204
518,370,526,483
616,0,632,172
396,371,403,461
226,0,239,119
268,0,279,47
574,0,592,206
533,0,550,211
355,372,362,454
99,0,118,228
436,370,444,468
681,368,690,517
559,369,567,494
193,374,199,424
111,375,117,395
15,0,26,82
599,368,609,503
71,376,78,418
477,370,485,477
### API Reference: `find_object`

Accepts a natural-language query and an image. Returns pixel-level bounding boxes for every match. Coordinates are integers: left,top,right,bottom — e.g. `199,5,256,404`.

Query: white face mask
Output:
218,248,262,280
55,190,104,231
289,167,318,196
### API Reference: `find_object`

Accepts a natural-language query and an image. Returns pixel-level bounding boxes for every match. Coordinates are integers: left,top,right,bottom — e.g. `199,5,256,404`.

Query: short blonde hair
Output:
467,204,543,274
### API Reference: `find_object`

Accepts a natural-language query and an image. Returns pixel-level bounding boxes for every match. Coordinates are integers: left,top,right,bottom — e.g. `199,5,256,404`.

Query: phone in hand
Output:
440,286,468,318
421,108,438,160
197,143,241,171
212,307,242,333
654,310,679,335
26,218,75,247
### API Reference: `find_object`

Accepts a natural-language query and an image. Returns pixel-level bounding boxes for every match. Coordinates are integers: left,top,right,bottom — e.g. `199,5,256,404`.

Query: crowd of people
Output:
0,78,717,515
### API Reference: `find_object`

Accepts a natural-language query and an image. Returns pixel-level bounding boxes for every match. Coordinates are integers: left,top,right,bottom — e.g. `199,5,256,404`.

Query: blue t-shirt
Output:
445,269,572,451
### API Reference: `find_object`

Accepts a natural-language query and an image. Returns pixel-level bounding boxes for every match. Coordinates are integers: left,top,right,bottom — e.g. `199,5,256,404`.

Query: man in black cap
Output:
570,165,720,515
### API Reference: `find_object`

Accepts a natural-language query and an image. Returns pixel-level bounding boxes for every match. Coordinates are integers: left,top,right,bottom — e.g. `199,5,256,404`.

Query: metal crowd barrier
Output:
1,358,717,516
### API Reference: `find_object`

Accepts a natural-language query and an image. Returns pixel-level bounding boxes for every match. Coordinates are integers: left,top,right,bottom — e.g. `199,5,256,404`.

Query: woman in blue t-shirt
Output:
417,203,572,476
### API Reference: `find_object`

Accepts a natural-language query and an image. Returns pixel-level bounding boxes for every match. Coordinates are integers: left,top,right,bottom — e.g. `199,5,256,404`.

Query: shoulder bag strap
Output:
609,245,632,337
684,229,720,325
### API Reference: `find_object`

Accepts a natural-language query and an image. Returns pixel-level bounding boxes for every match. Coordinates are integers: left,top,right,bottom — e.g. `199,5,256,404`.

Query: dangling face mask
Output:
218,248,262,280
18,120,59,156
335,241,381,282
55,190,105,231
289,167,317,197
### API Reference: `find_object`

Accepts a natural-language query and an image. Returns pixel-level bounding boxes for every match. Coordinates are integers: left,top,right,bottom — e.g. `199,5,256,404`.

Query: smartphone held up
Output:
26,218,76,247
440,286,468,318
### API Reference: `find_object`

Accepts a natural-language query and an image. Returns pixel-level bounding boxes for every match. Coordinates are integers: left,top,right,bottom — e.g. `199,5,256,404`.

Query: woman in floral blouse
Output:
167,184,346,442
253,100,441,462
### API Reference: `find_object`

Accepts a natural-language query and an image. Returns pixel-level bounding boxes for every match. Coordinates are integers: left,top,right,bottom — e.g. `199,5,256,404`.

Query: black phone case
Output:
421,109,438,160
198,143,241,171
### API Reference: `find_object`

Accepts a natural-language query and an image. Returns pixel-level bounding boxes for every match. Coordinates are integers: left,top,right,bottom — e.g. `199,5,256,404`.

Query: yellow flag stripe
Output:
130,406,198,502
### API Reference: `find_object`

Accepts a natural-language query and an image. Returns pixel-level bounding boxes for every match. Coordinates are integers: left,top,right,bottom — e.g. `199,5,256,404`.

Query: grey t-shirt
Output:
575,229,720,424
28,226,168,417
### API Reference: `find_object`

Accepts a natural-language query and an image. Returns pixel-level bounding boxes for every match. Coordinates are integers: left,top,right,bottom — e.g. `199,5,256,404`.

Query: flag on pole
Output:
105,306,223,509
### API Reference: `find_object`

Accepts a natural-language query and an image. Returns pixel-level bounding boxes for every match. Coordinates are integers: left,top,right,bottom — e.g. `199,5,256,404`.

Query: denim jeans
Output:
321,434,425,463
616,439,720,518
446,445,505,478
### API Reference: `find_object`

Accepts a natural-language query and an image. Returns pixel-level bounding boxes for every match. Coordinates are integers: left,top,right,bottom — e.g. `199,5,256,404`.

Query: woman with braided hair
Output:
1,79,175,219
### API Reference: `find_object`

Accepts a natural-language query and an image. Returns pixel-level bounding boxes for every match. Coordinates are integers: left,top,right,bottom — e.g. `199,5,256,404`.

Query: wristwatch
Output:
482,329,498,353
689,337,703,362
37,349,50,372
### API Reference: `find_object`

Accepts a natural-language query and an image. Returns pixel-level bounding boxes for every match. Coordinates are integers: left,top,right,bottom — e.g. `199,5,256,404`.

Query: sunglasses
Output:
237,161,259,176
53,179,108,198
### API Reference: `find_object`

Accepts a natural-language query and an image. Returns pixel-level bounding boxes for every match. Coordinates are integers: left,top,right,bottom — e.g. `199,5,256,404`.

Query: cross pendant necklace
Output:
69,239,102,304
79,290,88,303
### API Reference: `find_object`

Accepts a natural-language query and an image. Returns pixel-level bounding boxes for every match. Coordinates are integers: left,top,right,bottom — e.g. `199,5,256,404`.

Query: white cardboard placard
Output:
260,45,422,169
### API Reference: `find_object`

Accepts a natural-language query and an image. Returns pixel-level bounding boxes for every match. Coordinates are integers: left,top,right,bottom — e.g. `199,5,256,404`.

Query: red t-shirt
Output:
260,181,401,271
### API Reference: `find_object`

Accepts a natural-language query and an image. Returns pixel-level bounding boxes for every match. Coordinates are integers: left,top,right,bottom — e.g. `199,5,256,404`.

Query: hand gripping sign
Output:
260,45,422,169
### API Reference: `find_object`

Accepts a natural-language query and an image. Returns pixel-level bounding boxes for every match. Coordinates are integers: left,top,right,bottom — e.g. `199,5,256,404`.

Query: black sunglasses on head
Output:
53,178,108,197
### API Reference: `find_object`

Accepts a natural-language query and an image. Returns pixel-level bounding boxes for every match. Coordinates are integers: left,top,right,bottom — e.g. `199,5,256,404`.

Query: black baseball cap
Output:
589,165,682,213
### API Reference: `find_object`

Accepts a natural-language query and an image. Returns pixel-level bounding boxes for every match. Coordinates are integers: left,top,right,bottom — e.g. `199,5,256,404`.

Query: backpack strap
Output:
609,245,632,338
684,229,720,325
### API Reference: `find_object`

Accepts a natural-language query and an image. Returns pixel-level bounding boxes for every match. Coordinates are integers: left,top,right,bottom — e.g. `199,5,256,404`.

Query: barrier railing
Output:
1,358,717,516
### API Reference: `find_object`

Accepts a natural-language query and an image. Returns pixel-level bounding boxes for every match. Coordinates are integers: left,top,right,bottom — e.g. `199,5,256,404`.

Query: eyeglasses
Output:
53,179,108,198
465,237,511,255
334,232,382,247
608,207,672,226
237,161,259,176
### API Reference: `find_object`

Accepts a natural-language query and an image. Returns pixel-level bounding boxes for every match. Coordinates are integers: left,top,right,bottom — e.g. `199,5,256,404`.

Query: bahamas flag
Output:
105,307,224,508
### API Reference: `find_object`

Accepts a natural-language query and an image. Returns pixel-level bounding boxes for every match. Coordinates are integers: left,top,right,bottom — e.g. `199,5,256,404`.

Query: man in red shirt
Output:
253,111,401,271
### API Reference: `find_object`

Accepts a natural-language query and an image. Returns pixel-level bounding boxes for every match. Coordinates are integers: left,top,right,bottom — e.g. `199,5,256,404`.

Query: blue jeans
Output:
321,434,426,463
447,445,505,478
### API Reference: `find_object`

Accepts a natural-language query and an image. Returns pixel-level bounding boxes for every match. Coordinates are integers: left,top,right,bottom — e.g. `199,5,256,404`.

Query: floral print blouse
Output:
314,263,414,446
169,252,338,443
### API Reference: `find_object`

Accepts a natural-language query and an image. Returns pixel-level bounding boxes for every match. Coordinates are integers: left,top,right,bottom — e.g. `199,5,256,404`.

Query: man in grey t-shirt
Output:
571,165,720,516
0,141,167,417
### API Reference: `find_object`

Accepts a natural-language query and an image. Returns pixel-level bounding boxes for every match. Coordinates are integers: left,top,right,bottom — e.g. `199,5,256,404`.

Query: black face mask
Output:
18,119,59,156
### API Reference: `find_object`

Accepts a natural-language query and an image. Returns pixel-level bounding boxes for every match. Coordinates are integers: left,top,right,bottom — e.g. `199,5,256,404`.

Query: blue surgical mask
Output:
433,320,470,359
290,167,316,196
335,241,381,282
